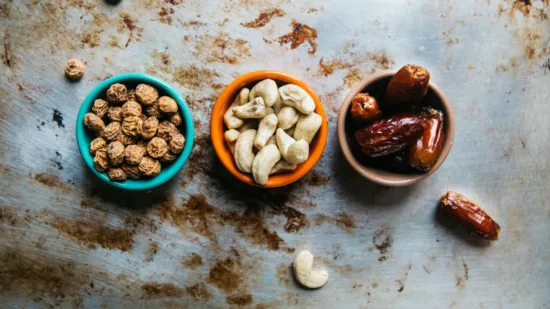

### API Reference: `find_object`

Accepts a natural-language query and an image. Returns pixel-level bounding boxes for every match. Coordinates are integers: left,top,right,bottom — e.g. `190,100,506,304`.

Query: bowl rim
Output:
337,69,455,187
211,70,328,188
76,72,195,191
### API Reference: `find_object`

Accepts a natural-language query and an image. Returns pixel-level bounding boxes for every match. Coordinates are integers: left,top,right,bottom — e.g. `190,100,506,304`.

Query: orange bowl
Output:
211,70,328,188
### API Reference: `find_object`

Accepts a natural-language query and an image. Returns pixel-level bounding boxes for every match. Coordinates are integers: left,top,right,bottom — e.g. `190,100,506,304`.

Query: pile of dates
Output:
352,64,445,173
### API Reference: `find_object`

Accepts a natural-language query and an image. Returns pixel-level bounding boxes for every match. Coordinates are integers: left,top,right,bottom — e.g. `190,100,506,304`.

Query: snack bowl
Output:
337,70,455,187
211,70,328,188
76,73,194,190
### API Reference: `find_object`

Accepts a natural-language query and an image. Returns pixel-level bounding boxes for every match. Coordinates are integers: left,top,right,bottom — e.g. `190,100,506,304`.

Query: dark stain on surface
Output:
373,226,392,254
306,170,330,187
463,262,469,280
423,265,431,274
0,206,26,226
141,282,185,299
273,204,309,233
396,264,412,293
226,293,254,306
181,253,203,269
277,20,318,55
33,173,68,191
2,33,12,68
158,7,174,25
208,258,244,293
173,65,220,90
241,8,285,28
52,109,65,128
314,212,356,233
186,282,212,300
276,264,291,287
145,241,159,262
119,13,143,47
52,151,63,170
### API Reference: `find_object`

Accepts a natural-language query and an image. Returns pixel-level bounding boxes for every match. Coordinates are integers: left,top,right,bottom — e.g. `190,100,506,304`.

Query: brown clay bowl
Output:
337,70,455,187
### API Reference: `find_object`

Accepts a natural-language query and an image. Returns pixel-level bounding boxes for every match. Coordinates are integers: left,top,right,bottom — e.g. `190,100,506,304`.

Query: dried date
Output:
355,113,425,157
408,108,445,171
350,93,382,126
439,191,500,241
384,65,430,109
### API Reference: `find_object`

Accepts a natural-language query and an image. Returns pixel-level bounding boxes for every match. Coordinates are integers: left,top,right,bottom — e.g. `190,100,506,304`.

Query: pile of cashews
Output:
224,79,322,185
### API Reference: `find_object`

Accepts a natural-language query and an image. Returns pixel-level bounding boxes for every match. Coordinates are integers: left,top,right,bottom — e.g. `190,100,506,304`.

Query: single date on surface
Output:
354,113,425,158
439,191,501,241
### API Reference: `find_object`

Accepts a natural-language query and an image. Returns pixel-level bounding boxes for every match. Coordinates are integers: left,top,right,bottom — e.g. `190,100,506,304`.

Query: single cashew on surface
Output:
249,79,279,107
234,129,257,173
277,106,300,130
279,84,315,115
254,114,278,149
252,144,281,185
294,112,322,144
224,88,250,129
292,250,329,289
233,97,268,119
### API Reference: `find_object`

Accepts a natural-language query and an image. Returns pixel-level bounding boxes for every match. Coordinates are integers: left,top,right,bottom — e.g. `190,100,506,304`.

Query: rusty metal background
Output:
1,0,549,308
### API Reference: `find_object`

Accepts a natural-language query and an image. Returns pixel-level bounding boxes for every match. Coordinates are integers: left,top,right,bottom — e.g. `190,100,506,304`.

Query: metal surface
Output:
1,1,549,308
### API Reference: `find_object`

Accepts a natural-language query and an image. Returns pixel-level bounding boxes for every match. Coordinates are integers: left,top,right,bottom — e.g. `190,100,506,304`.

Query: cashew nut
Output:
252,144,281,185
294,112,322,144
277,106,300,130
238,119,258,133
234,129,257,173
254,114,278,149
279,84,315,115
270,160,297,175
233,97,268,119
293,250,329,289
224,88,250,129
276,129,309,164
249,79,279,107
272,94,283,115
224,129,240,143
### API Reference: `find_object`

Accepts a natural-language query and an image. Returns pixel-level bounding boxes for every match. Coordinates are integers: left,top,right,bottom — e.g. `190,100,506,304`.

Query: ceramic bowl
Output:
76,73,194,190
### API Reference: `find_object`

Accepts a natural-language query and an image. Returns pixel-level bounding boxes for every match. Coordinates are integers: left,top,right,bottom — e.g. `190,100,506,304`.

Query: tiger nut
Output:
127,89,136,102
125,144,145,166
108,106,123,122
121,101,142,118
142,117,159,140
122,163,141,180
84,113,105,133
108,168,127,181
122,116,143,137
136,84,159,106
107,141,125,166
158,96,178,114
93,148,110,172
169,133,185,154
64,59,85,80
102,122,122,142
117,133,137,146
92,99,109,118
106,83,127,103
89,137,107,155
169,113,182,126
160,151,177,164
136,140,148,152
138,156,161,176
146,102,161,118
147,137,168,158
157,121,178,141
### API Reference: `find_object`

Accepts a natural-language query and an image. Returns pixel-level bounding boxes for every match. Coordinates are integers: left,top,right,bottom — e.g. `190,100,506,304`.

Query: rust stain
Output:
183,134,213,180
241,8,285,28
158,7,174,25
158,194,295,252
186,282,213,300
145,241,159,262
314,212,356,233
306,170,330,187
119,13,143,47
208,258,244,293
0,206,26,226
0,249,93,300
173,65,220,90
183,20,208,27
187,33,251,65
396,264,412,293
181,253,203,269
277,20,318,55
276,264,291,287
33,173,69,192
2,33,12,68
373,226,392,261
140,282,185,299
226,293,254,306
273,204,309,233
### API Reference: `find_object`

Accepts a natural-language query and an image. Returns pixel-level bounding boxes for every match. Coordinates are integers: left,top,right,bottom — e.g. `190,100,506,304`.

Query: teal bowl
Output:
76,73,194,191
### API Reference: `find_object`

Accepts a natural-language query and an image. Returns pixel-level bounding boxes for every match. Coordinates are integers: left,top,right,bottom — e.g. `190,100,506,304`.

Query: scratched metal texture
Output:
1,0,549,308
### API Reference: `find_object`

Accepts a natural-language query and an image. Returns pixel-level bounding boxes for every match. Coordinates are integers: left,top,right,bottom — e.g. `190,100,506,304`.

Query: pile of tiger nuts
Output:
83,83,186,181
